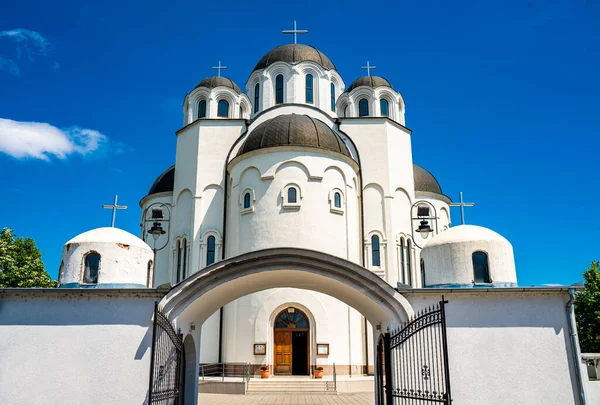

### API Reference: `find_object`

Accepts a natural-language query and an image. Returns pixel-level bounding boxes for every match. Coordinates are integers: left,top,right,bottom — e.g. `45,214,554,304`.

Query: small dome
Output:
66,227,152,251
237,114,351,158
195,76,242,94
413,164,443,195
253,44,336,72
148,166,175,195
424,225,510,248
346,76,393,93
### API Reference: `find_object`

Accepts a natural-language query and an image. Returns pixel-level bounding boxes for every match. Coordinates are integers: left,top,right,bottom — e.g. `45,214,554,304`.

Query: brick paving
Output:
198,392,374,405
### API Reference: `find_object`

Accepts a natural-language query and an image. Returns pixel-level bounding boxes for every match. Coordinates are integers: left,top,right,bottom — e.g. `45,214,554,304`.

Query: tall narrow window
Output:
334,192,341,208
182,238,187,279
176,240,182,283
399,238,405,283
420,259,426,287
305,74,313,103
243,192,251,209
372,235,381,266
406,239,413,285
359,98,369,117
147,260,153,287
83,252,100,284
254,83,260,113
198,100,207,118
288,187,297,203
330,83,336,111
217,100,229,118
275,75,284,104
380,99,389,117
207,236,216,266
472,251,491,283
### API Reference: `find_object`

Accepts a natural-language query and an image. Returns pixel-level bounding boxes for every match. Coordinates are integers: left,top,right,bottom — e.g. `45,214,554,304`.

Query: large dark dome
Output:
346,76,393,93
194,76,241,94
237,114,350,158
148,166,175,195
413,164,448,200
253,44,336,72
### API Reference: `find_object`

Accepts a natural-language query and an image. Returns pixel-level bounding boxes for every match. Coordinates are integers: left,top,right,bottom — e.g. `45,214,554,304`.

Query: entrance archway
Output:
273,307,310,376
159,247,414,405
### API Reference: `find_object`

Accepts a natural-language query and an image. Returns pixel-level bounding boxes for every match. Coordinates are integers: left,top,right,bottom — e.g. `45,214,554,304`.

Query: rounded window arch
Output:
380,98,389,117
305,74,314,104
217,99,229,117
274,307,309,329
243,192,252,209
472,251,491,283
359,98,369,117
83,251,100,284
254,82,260,113
198,99,207,118
330,83,336,111
275,74,284,104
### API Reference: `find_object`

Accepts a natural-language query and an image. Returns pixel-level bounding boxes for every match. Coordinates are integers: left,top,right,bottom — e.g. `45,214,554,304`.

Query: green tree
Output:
0,228,57,288
575,261,600,353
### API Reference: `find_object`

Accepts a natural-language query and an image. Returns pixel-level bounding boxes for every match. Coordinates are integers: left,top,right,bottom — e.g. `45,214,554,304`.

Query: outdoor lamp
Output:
148,222,166,241
417,220,433,239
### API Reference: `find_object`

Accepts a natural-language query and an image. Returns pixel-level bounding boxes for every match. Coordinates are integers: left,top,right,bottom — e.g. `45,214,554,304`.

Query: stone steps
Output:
247,379,336,394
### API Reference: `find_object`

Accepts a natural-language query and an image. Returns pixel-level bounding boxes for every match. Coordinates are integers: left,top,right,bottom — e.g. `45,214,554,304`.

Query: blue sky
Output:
0,0,598,286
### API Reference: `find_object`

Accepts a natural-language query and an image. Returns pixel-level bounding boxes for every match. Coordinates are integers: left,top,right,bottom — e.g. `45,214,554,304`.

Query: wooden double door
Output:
274,330,309,375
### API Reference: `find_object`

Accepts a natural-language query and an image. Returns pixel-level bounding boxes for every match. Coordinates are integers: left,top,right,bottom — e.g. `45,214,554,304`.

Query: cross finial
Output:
282,20,308,44
102,195,127,227
449,192,475,225
361,61,376,76
211,61,227,77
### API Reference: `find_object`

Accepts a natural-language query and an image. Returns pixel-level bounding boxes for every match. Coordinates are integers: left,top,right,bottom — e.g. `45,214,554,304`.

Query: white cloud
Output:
0,57,20,76
0,118,108,161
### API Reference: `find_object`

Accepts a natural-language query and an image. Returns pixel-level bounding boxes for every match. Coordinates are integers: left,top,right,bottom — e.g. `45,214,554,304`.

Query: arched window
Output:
420,259,426,287
359,98,369,117
147,260,153,287
399,238,405,283
330,83,336,111
207,236,216,266
305,74,313,103
288,187,297,203
371,235,381,267
275,74,284,104
254,83,260,113
198,100,207,118
176,240,183,283
83,252,100,284
217,100,229,118
406,239,413,285
275,307,309,329
334,192,341,208
182,238,187,280
472,251,491,283
380,99,389,117
243,192,251,209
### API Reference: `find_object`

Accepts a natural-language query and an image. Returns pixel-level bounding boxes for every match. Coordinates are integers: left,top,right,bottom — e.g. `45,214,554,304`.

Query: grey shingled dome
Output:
254,44,336,71
148,166,175,195
413,164,443,195
346,76,393,93
195,76,242,94
237,114,351,158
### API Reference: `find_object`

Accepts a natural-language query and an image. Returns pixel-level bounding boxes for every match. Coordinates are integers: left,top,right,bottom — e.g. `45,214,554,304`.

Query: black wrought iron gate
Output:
149,302,185,405
378,297,452,404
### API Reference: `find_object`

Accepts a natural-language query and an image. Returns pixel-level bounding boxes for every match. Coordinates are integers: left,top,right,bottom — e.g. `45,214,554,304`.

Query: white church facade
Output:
0,41,598,405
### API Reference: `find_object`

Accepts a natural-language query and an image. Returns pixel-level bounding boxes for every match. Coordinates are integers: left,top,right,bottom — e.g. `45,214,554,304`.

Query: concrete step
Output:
247,379,335,394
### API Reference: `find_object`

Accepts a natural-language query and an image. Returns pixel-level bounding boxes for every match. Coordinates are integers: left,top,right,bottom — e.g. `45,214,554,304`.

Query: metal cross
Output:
102,195,127,227
449,192,475,225
361,61,376,76
282,21,308,44
211,61,227,77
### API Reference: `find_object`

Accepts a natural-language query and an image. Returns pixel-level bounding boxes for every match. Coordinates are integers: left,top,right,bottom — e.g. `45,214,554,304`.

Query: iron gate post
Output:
383,331,393,405
440,297,452,404
148,302,158,404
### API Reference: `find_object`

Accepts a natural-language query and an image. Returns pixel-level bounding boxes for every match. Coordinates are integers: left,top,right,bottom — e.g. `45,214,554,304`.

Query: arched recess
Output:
160,248,413,405
183,334,197,403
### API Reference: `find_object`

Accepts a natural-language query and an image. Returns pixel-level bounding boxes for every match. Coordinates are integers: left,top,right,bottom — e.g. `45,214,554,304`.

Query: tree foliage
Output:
575,261,600,353
0,228,57,288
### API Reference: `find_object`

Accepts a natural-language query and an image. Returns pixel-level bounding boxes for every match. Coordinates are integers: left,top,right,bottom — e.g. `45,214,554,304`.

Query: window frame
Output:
358,98,369,117
217,99,229,118
380,98,389,117
82,251,101,284
305,74,314,104
330,83,336,111
206,236,216,266
198,99,207,118
240,188,256,215
282,183,302,209
329,188,344,214
472,251,491,284
254,82,260,113
275,74,284,104
200,230,222,269
371,235,381,267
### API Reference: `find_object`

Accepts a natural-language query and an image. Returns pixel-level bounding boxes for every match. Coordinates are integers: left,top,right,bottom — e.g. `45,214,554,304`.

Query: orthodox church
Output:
2,36,595,405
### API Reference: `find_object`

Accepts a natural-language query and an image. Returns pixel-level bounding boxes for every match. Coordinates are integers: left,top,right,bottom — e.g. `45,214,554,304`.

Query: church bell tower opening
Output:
273,307,310,376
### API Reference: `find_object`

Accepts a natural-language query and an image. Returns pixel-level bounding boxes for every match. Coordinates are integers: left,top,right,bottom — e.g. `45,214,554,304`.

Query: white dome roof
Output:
424,225,510,249
66,227,151,250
